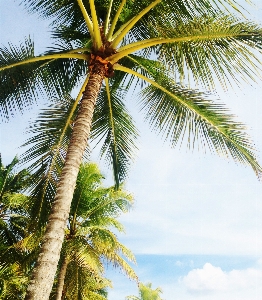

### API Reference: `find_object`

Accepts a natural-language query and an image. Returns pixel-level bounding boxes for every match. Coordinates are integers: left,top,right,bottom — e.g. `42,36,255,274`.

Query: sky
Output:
1,1,262,299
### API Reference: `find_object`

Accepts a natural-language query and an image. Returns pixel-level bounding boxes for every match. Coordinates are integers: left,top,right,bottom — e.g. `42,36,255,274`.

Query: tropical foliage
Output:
126,282,163,300
51,163,137,299
1,0,262,298
0,156,31,299
0,157,136,299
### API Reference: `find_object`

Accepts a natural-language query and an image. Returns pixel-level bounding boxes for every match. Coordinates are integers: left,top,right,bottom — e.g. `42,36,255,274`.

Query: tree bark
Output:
55,257,68,300
25,63,106,300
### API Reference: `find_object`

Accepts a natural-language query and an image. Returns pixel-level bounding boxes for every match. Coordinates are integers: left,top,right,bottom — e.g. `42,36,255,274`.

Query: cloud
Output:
182,262,262,295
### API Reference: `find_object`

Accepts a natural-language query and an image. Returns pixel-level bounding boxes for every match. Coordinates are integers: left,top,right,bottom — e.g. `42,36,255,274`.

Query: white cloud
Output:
182,262,262,295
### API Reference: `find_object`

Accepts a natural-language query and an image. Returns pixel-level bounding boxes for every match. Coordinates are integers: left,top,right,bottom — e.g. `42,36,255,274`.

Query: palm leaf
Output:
19,0,85,27
152,14,262,88
84,226,137,280
0,37,88,120
65,237,103,273
62,261,110,300
20,95,89,225
115,59,262,178
91,79,138,188
0,37,43,120
0,263,27,299
0,156,29,200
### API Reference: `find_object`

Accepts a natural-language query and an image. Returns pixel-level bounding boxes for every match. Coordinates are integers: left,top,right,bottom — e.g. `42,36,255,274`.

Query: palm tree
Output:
126,282,163,300
51,163,137,299
0,160,136,299
0,156,31,299
1,1,262,298
0,155,30,263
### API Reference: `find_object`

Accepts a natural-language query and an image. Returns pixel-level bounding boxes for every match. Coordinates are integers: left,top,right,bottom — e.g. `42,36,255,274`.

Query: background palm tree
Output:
0,156,31,299
126,282,163,300
0,159,136,299
1,1,262,298
51,163,137,299
0,155,31,261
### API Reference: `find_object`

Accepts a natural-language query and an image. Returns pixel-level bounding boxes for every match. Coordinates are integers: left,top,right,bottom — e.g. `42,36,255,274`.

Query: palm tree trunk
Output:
55,257,68,300
25,63,106,300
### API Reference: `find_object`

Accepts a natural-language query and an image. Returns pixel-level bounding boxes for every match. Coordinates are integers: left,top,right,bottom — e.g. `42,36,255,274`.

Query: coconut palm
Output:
126,282,163,300
0,156,31,299
51,163,137,299
0,160,136,300
1,1,262,298
0,155,30,261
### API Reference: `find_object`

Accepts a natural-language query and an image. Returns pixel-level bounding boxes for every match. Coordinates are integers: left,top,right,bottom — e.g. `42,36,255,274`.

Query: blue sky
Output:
1,1,262,299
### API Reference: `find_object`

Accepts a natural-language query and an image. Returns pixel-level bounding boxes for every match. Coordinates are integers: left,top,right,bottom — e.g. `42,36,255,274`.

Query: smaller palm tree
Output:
51,163,137,299
0,155,31,253
0,155,29,214
0,155,31,299
126,282,163,300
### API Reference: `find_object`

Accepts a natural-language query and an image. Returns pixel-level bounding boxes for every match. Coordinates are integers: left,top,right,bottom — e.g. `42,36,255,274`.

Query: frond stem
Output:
89,0,102,49
105,78,119,187
110,0,161,48
76,0,94,39
107,0,126,40
0,53,87,71
68,47,91,53
108,32,255,64
104,0,114,35
113,63,261,174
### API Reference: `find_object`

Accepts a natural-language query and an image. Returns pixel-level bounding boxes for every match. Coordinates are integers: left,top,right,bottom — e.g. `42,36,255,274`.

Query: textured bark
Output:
55,257,68,300
25,63,106,300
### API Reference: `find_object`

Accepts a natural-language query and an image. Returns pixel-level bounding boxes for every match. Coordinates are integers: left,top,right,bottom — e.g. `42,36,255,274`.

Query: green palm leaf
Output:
0,37,88,120
91,80,138,188
152,15,262,88
115,58,262,177
19,0,85,26
126,282,163,300
0,156,29,200
62,262,110,300
20,95,87,225
0,38,42,119
0,263,27,300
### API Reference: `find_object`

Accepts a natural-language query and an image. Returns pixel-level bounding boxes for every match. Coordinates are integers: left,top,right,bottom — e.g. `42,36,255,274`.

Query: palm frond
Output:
62,261,110,300
0,37,43,120
105,251,138,281
141,83,262,177
151,15,262,88
20,95,88,225
115,60,262,178
91,79,138,188
0,156,29,200
0,37,88,120
74,186,133,223
0,263,27,299
65,237,103,273
50,22,91,45
19,0,85,27
82,225,137,280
